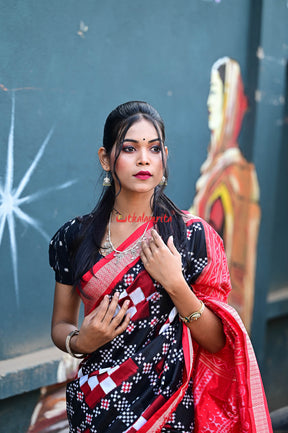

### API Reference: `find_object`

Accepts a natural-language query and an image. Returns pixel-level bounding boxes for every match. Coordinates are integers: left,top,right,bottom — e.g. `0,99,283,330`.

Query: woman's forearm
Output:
164,277,226,353
51,321,80,353
51,293,131,356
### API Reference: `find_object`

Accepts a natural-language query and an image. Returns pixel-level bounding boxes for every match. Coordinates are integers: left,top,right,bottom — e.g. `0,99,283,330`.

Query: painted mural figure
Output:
48,102,271,432
191,57,261,332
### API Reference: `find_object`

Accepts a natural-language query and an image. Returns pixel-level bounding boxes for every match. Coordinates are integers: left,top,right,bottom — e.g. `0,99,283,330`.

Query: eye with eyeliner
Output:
121,144,161,153
122,145,135,152
151,145,161,153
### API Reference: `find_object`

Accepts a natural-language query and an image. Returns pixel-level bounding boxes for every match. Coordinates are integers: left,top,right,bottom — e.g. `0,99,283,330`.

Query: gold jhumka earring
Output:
103,172,112,187
159,176,167,186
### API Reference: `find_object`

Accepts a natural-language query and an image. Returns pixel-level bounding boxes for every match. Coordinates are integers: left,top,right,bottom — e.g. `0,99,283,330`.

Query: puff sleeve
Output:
49,218,80,285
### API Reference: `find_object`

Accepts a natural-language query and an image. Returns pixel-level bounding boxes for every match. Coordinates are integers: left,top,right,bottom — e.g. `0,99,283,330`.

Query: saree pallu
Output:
66,215,272,433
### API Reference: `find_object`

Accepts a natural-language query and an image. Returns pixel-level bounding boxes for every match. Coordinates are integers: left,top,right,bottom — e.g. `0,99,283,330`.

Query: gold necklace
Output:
101,214,149,259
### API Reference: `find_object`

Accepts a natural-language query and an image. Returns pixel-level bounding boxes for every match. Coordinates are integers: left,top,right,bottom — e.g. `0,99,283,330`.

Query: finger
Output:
151,229,164,248
103,292,120,322
140,249,148,265
114,311,131,335
141,240,153,258
167,235,178,255
111,299,130,326
147,239,160,257
92,295,110,320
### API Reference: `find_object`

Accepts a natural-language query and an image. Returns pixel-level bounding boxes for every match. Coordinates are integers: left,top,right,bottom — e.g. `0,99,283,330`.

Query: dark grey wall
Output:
250,0,288,411
0,0,250,361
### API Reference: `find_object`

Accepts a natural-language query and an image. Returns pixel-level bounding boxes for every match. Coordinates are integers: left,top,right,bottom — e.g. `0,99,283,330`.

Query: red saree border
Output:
78,220,154,315
192,299,272,433
90,255,143,314
74,211,272,432
81,220,154,287
80,211,200,293
181,212,271,432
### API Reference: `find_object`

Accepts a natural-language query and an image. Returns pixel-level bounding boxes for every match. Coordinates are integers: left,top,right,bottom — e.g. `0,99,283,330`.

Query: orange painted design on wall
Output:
191,57,261,332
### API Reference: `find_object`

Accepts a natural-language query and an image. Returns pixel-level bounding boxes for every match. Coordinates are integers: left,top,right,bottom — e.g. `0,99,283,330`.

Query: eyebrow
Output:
122,138,161,144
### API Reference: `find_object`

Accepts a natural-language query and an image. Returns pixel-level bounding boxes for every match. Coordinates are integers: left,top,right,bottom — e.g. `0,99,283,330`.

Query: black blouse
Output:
49,217,83,285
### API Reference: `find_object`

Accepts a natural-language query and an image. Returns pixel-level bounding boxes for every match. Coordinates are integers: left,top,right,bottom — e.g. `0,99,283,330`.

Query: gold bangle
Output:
179,300,205,324
65,330,87,359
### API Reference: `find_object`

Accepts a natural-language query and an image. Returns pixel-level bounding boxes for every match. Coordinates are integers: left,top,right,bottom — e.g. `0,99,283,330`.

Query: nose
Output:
137,148,150,166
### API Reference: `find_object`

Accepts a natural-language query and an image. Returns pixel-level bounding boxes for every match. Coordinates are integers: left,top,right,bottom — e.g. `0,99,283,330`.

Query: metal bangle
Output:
65,329,86,359
179,300,205,324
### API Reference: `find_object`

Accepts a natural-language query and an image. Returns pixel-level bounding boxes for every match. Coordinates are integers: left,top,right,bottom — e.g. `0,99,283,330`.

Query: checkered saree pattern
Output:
52,214,272,432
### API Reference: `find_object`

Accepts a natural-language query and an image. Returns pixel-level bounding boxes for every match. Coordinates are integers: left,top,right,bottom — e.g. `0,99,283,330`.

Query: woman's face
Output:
111,118,167,196
207,69,224,132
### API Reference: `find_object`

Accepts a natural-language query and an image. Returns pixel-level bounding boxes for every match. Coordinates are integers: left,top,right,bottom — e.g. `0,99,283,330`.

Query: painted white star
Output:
0,93,76,306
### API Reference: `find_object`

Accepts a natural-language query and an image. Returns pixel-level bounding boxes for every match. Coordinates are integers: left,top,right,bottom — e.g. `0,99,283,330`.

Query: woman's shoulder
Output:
49,214,94,283
181,210,207,228
180,210,224,244
50,213,93,247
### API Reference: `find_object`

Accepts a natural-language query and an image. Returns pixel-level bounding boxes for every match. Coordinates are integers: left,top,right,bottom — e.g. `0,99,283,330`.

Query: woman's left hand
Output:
140,229,184,291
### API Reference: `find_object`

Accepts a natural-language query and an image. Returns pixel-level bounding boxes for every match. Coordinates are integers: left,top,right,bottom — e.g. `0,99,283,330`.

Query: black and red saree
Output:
50,213,272,433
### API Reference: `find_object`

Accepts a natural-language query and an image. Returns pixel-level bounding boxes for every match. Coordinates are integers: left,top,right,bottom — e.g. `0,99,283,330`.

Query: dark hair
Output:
218,63,226,86
72,101,187,290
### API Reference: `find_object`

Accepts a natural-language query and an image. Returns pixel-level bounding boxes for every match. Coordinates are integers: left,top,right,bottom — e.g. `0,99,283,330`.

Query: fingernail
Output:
125,300,130,306
115,291,120,297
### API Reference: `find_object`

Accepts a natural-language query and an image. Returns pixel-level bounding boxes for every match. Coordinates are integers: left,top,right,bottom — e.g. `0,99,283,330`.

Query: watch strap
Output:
179,300,205,323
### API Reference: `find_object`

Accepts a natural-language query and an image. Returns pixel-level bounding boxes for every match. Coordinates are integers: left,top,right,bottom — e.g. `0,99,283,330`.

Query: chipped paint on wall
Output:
257,46,286,66
77,21,88,38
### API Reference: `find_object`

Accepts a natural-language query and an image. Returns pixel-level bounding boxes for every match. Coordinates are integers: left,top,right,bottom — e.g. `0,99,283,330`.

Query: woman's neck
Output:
113,192,153,221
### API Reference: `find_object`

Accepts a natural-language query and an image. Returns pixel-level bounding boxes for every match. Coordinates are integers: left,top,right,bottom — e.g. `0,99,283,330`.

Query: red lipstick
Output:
134,170,152,179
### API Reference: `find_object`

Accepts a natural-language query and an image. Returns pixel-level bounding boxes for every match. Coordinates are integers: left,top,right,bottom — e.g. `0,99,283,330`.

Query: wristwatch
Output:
179,300,205,323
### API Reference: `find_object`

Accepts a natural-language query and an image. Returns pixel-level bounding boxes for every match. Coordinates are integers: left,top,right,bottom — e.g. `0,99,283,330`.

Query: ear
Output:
98,147,110,171
164,146,168,159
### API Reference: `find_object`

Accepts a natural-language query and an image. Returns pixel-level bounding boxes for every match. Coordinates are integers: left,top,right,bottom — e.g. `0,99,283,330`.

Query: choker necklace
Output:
101,214,150,260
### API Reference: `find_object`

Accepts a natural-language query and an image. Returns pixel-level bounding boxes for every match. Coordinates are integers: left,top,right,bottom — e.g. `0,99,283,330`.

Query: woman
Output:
49,101,272,432
204,56,248,168
193,57,261,332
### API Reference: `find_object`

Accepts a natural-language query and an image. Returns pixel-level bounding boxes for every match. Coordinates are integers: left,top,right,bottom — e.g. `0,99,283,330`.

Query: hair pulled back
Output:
103,101,165,154
72,101,187,290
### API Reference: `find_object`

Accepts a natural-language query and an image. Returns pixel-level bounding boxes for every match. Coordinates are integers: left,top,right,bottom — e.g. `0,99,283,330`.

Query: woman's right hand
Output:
71,292,131,354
